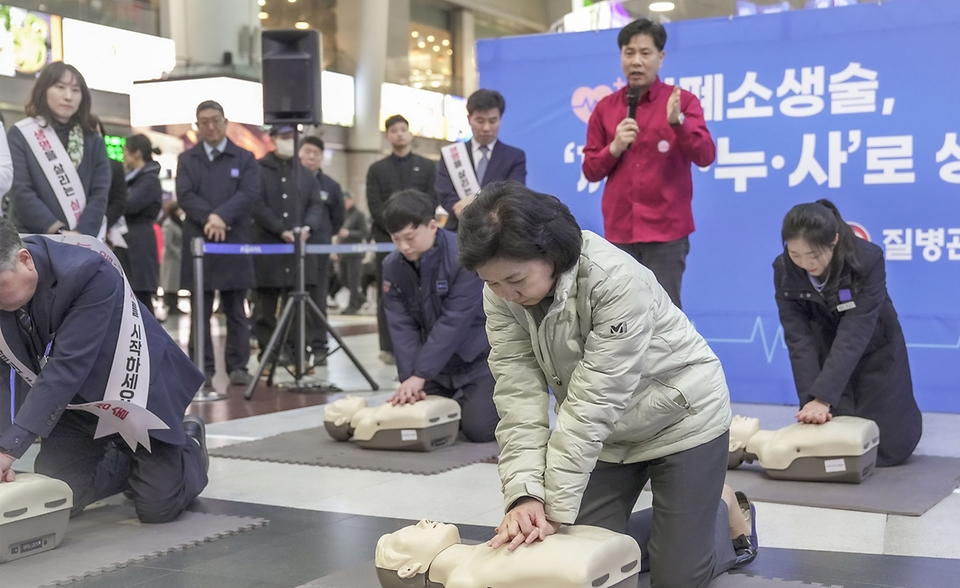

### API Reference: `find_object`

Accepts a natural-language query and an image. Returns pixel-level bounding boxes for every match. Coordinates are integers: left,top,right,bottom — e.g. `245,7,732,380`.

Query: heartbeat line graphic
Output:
702,316,960,363
703,317,786,363
906,336,960,350
572,97,604,112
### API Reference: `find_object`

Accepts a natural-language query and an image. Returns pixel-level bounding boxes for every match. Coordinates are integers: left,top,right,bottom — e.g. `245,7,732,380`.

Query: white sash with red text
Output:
14,118,88,231
440,142,481,201
0,234,165,452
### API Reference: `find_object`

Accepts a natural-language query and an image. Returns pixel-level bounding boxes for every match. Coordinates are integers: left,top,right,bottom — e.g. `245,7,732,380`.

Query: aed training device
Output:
0,473,72,563
323,396,462,452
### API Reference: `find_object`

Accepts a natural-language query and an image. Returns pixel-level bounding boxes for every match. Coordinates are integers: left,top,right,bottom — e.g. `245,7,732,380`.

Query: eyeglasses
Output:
197,117,225,128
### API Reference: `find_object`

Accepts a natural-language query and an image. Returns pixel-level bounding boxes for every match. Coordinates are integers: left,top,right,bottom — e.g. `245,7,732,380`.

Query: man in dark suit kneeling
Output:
0,218,208,523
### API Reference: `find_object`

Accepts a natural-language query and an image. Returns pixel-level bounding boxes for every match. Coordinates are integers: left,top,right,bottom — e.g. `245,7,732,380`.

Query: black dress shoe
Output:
183,415,208,473
731,491,759,569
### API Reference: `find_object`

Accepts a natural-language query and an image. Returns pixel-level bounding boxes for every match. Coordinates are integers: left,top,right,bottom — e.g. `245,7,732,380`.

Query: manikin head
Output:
0,219,39,312
375,520,461,579
322,395,369,427
729,415,761,453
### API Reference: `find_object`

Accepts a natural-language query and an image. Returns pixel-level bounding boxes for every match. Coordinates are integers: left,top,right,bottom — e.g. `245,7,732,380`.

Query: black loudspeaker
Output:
261,29,322,125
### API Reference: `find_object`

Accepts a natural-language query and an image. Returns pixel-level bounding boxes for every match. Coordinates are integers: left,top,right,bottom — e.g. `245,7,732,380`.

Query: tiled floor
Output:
13,313,960,587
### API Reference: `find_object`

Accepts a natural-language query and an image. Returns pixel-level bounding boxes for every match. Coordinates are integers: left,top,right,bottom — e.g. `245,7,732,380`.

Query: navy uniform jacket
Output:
774,238,921,466
252,153,323,288
382,229,489,382
0,237,204,459
176,140,260,291
7,124,110,236
435,139,526,232
313,170,346,244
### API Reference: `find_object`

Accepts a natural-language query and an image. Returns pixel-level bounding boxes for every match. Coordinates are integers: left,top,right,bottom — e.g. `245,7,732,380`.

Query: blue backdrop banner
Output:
476,0,960,412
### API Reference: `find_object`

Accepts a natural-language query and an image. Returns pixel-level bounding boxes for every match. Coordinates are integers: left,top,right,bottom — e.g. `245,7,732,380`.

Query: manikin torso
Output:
427,526,641,588
729,415,880,471
375,521,641,588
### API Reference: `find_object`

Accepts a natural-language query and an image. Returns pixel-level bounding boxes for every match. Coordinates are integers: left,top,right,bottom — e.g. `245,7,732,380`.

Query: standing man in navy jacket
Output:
176,101,260,387
0,221,208,523
435,89,526,232
381,190,497,443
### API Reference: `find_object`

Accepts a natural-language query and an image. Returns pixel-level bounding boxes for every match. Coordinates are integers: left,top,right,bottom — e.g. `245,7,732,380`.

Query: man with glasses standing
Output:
176,101,260,389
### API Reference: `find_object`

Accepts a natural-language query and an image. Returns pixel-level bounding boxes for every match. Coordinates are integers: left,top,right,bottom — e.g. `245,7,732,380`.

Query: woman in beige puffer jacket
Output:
458,182,756,588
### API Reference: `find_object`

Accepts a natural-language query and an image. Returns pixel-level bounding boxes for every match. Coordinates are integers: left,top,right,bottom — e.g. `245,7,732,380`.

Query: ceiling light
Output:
417,41,425,48
258,11,268,19
431,81,440,88
433,45,440,52
425,69,432,75
295,21,309,29
426,35,435,42
288,0,296,3
257,0,265,6
411,31,419,38
414,82,423,89
446,49,453,56
649,2,675,11
441,39,450,46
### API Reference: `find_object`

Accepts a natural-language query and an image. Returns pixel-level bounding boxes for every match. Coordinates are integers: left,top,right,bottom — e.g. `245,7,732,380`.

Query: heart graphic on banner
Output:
571,85,613,123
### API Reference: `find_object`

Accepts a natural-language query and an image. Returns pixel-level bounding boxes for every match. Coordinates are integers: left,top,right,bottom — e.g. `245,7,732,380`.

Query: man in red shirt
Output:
583,18,716,309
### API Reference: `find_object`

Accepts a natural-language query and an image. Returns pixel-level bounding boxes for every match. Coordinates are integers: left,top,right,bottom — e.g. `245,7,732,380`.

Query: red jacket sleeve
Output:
582,102,621,183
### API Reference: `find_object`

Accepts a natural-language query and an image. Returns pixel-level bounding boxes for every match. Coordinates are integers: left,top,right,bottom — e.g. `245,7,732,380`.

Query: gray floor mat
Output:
725,454,960,516
1,501,268,587
300,561,842,588
209,427,500,475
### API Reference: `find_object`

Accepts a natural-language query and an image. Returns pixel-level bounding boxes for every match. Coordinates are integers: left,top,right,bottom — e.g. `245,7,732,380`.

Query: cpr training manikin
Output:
728,415,881,483
375,519,642,588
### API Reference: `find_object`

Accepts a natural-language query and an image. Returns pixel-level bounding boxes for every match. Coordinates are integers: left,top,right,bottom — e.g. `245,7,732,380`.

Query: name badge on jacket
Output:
230,168,240,178
837,289,856,312
436,280,448,294
320,190,329,201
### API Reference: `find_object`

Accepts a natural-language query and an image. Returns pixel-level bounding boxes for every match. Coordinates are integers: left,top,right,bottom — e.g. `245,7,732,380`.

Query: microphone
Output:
625,86,640,150
627,86,640,119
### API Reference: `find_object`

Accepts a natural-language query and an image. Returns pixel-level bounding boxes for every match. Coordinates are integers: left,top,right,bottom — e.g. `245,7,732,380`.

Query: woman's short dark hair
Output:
383,190,436,235
125,134,160,162
458,181,582,277
617,18,667,52
26,62,97,133
782,199,861,274
466,89,505,116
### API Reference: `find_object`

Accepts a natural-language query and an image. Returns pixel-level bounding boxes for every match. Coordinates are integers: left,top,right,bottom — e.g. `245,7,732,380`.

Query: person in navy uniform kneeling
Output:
0,218,208,523
381,190,498,443
774,199,921,467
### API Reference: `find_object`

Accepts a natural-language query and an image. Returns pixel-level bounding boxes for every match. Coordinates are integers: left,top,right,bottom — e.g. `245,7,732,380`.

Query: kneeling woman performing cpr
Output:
457,180,758,588
774,199,921,467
